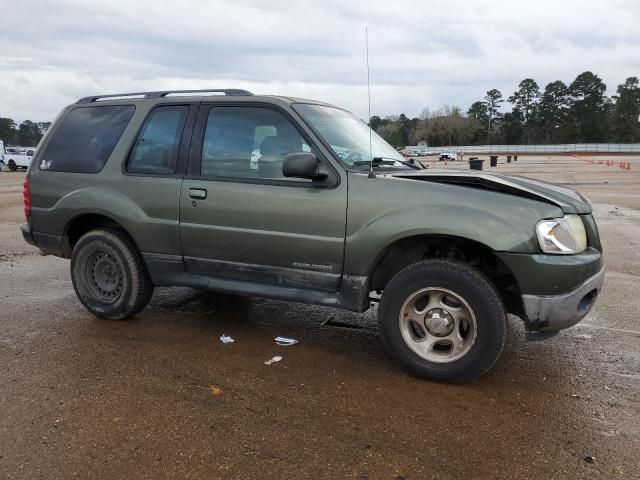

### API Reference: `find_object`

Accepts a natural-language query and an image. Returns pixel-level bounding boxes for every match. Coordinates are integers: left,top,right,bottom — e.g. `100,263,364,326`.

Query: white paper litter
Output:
219,334,235,344
264,355,283,365
275,336,298,346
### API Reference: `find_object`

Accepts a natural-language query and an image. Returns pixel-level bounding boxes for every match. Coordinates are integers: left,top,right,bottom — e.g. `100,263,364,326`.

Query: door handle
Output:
189,188,207,200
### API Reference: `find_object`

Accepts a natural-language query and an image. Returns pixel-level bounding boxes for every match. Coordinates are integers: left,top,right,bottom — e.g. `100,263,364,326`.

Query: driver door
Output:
179,103,347,292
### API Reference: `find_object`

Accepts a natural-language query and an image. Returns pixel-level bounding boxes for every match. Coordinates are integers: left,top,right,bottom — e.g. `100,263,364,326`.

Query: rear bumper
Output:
21,224,69,257
521,267,605,332
21,224,37,246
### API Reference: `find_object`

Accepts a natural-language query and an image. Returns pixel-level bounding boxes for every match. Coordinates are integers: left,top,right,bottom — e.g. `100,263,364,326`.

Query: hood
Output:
391,169,591,214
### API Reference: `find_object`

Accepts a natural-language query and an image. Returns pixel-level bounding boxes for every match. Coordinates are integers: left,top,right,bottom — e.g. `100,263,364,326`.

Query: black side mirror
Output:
282,152,327,180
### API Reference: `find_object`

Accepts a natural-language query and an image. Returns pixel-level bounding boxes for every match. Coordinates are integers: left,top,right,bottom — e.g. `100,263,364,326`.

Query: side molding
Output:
141,253,370,312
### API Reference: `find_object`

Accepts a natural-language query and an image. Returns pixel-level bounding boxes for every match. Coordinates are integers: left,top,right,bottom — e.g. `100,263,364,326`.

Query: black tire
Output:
71,229,154,320
7,160,16,171
378,260,507,383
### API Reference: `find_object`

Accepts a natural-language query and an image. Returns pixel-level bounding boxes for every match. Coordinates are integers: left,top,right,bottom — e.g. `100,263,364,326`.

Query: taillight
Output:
23,179,31,217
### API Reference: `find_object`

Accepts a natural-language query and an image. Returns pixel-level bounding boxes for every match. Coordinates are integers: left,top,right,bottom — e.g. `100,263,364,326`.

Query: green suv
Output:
21,89,604,382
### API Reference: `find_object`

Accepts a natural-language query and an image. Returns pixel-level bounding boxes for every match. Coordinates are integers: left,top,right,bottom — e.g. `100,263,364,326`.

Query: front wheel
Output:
71,229,154,320
378,260,507,382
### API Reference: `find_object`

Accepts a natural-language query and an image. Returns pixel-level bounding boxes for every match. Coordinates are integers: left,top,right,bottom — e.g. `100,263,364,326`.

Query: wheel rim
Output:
84,250,124,303
399,287,477,363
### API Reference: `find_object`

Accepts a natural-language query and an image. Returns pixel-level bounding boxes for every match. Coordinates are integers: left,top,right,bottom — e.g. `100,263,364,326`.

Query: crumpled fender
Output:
344,173,564,275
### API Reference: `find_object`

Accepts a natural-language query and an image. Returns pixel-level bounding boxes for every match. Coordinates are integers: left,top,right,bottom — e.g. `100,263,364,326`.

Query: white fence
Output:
435,144,640,154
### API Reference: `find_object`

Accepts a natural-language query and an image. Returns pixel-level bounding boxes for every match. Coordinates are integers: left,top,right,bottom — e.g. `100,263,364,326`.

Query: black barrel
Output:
490,155,498,167
507,155,512,163
514,155,518,161
469,158,484,171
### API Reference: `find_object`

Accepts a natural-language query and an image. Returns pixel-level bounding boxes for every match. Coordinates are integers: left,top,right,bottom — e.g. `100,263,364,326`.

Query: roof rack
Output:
76,89,254,104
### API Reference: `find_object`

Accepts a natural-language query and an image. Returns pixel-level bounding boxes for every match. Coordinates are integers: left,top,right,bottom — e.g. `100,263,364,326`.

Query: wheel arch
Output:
367,234,525,318
64,213,141,257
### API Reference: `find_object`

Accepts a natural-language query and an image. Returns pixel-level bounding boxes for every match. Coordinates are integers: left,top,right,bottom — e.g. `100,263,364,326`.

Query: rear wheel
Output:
71,229,154,320
378,260,507,382
7,160,16,171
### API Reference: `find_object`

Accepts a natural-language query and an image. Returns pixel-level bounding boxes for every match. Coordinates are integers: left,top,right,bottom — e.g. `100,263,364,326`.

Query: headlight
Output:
536,215,587,254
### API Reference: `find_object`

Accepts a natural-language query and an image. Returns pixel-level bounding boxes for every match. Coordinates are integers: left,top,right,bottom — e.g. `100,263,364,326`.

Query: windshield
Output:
293,104,408,169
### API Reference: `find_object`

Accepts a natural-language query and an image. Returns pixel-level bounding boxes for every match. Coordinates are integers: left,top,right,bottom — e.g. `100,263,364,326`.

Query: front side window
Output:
128,106,188,174
200,106,311,181
39,105,135,173
292,104,409,170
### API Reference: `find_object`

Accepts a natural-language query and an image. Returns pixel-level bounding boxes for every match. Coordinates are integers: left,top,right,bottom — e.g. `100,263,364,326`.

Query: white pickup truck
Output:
1,145,37,171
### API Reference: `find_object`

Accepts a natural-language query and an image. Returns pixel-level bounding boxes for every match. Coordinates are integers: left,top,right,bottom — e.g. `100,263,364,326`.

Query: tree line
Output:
370,72,640,147
3,72,639,149
0,119,51,147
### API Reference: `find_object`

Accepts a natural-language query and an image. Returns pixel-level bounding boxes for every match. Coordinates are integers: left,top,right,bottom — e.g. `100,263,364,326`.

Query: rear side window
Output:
39,105,135,173
127,106,188,174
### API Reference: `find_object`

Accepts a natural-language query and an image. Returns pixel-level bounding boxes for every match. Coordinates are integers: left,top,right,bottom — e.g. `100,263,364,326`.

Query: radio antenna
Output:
365,25,375,179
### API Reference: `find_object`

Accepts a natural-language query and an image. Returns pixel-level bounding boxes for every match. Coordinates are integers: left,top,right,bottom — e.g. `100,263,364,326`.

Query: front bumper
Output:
521,267,605,332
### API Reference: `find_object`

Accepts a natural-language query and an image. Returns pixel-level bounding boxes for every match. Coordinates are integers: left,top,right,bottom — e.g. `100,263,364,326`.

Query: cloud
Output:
0,0,639,122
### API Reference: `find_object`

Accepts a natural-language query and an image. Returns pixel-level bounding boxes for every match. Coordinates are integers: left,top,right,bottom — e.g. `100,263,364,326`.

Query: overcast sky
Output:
1,0,639,122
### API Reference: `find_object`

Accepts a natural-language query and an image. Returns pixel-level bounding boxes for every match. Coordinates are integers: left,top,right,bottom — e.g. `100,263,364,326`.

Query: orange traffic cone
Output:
626,162,631,170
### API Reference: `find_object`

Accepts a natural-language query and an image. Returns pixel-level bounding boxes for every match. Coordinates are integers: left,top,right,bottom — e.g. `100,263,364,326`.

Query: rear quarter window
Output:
127,105,188,175
39,105,135,173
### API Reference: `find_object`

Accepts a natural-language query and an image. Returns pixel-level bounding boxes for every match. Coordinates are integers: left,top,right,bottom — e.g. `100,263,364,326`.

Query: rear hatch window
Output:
39,105,135,173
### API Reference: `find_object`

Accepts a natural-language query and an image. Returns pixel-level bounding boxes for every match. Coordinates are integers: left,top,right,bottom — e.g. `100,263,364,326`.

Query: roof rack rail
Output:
76,89,254,104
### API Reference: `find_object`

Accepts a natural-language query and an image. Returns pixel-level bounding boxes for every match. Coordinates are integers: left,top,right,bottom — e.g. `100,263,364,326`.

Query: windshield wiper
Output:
376,156,422,170
353,156,421,170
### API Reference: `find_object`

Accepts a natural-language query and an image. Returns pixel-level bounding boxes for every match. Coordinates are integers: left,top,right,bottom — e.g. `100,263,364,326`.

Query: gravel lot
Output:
1,155,638,479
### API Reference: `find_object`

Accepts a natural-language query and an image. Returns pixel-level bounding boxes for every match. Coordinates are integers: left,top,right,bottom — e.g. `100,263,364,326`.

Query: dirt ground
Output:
1,155,639,479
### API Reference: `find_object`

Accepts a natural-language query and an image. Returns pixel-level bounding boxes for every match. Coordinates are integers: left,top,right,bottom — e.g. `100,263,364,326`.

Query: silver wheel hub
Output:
399,287,478,364
425,309,454,337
